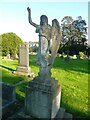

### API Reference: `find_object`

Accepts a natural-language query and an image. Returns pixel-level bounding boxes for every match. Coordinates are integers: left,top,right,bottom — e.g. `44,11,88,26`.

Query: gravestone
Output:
84,55,88,59
73,55,77,59
15,54,19,59
76,55,80,59
23,7,62,119
16,43,33,76
65,55,70,62
7,54,10,59
0,82,16,118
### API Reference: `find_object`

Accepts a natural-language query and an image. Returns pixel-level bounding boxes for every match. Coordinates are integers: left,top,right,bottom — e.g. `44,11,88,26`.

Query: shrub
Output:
79,52,84,58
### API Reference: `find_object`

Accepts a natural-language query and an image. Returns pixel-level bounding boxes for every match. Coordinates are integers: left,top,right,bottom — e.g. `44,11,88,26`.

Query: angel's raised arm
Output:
27,7,38,28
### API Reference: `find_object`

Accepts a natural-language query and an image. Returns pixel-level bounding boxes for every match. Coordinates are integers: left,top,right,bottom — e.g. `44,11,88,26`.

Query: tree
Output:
60,16,74,60
29,41,39,53
1,32,24,58
60,16,87,55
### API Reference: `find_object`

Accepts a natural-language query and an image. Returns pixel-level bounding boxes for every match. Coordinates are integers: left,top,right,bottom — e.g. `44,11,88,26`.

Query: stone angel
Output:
27,7,62,79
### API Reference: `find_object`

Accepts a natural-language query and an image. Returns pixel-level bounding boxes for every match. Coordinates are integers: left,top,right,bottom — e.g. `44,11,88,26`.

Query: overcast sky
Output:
0,1,88,42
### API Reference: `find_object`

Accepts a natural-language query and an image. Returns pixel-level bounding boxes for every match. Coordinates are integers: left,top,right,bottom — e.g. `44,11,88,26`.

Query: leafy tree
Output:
1,32,24,58
29,41,39,53
60,16,87,55
60,16,74,55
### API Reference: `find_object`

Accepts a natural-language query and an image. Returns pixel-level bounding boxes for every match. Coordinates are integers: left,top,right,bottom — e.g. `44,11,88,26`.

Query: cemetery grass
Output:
1,55,89,119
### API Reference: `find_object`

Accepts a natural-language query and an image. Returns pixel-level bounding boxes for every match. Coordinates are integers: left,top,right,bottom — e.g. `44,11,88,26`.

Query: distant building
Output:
29,41,39,48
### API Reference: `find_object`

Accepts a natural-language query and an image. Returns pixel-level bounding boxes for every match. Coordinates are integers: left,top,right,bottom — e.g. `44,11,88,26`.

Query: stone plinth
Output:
16,66,30,74
25,77,61,119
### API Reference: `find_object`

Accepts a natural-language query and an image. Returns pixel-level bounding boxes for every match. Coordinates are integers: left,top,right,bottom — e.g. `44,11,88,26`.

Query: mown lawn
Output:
0,55,89,118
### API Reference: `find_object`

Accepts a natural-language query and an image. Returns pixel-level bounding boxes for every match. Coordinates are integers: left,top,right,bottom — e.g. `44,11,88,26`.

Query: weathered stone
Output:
24,7,62,119
55,107,65,118
25,78,61,119
19,43,29,67
76,55,80,59
16,66,29,73
27,7,62,73
16,43,33,76
6,54,10,59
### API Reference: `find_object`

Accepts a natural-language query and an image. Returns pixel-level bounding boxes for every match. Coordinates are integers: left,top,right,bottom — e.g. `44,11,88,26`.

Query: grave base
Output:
16,66,29,73
16,66,34,77
25,77,61,119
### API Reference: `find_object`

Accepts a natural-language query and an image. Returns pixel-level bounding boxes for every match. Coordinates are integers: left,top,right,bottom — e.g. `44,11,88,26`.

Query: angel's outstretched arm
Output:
27,7,38,28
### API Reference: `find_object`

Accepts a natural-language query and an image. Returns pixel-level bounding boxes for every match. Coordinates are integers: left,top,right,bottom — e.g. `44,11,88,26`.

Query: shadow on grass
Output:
61,100,89,120
53,57,88,74
2,76,24,84
2,69,25,84
29,54,37,66
0,65,15,71
16,93,25,103
29,55,88,74
60,91,89,119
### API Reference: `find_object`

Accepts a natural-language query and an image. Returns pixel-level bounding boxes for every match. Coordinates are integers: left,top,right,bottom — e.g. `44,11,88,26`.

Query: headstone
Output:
76,55,80,59
6,54,10,59
89,55,90,59
84,55,88,59
73,55,77,59
61,52,64,58
15,54,19,59
65,55,70,62
16,43,32,76
23,8,62,119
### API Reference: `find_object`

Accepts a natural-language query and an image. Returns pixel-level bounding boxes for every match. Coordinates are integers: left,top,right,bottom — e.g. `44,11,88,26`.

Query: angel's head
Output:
52,19,59,26
40,15,48,26
52,19,60,33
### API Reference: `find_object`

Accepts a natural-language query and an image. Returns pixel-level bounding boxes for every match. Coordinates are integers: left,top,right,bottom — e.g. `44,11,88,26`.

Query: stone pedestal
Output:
16,66,30,74
25,77,61,119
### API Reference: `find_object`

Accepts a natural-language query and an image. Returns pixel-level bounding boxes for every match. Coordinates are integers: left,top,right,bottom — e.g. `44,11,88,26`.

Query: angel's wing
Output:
50,19,62,65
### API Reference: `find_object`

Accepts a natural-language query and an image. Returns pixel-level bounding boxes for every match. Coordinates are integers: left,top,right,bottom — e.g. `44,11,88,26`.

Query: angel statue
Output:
27,7,62,82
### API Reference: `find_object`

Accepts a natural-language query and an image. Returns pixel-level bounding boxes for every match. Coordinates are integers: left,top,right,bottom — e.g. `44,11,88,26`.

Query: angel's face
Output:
40,15,48,26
